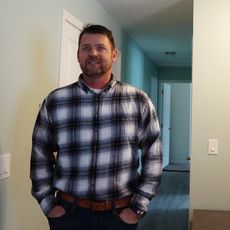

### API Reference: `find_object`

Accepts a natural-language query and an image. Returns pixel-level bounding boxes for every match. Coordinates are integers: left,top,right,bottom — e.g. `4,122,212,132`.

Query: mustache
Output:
86,58,101,63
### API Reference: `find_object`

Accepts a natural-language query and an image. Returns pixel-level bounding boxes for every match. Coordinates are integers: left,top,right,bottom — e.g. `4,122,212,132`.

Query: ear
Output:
112,48,118,62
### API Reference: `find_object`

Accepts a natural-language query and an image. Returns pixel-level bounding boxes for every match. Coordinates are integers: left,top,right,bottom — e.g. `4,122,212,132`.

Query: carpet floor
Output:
138,171,190,230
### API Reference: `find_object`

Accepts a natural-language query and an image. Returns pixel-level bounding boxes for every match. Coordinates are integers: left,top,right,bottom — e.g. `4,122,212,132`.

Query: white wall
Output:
190,0,230,219
0,1,122,229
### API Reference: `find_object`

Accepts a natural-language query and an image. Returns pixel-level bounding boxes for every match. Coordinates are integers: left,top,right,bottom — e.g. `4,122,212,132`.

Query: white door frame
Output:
58,9,83,87
162,83,171,168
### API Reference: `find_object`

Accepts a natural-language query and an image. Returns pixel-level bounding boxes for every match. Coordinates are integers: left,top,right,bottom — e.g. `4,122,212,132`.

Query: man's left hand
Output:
119,208,139,224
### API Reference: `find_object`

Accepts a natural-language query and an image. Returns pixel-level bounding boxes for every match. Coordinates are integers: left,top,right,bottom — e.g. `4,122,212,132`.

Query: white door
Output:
162,83,171,168
59,10,83,87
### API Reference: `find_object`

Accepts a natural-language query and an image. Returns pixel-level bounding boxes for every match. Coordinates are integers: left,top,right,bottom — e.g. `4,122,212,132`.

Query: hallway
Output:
138,170,190,230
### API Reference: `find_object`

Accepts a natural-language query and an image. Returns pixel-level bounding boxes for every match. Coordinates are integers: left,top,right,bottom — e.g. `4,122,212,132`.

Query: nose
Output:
88,48,98,56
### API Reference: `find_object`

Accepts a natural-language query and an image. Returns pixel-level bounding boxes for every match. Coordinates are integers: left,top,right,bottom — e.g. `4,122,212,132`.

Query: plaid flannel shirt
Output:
30,75,162,215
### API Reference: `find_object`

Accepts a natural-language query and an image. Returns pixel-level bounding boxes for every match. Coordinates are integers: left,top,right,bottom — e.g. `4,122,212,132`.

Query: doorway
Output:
59,9,83,87
159,81,191,168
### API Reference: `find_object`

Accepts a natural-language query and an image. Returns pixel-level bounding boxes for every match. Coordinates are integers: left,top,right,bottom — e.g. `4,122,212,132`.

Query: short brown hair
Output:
78,24,116,49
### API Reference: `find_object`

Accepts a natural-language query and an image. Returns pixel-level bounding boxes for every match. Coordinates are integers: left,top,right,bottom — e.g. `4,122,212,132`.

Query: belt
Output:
57,191,131,211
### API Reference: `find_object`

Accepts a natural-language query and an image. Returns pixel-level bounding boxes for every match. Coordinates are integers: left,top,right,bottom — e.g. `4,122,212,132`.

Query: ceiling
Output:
97,0,193,67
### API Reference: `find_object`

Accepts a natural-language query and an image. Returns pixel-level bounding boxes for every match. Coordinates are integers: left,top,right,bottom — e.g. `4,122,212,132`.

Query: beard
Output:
80,58,113,78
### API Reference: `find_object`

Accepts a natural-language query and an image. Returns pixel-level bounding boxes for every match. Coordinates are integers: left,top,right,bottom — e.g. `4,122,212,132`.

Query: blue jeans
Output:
48,199,138,230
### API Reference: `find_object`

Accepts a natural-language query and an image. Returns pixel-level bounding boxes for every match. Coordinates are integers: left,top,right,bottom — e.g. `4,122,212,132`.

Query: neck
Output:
82,73,112,89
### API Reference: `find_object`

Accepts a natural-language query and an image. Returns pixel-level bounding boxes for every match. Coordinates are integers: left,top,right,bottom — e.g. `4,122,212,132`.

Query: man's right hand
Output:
47,205,66,218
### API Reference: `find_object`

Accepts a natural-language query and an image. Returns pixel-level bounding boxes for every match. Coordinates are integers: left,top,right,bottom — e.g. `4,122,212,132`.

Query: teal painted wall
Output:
121,32,159,106
158,66,192,81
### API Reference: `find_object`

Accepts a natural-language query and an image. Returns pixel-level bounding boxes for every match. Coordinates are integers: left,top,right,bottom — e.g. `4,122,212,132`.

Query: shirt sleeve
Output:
30,97,58,216
130,95,162,213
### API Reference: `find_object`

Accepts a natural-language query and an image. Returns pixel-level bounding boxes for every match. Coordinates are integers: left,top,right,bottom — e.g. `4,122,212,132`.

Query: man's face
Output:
77,33,117,79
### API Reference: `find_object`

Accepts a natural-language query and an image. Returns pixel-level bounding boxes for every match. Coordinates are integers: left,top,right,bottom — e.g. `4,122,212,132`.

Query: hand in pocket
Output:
119,208,139,224
47,205,66,218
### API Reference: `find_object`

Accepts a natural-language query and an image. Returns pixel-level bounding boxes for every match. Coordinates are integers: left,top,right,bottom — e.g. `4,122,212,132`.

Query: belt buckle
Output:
91,201,99,211
104,201,111,210
91,200,111,211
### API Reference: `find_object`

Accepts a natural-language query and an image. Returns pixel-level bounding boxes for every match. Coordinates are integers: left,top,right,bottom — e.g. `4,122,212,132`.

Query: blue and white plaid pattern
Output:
30,75,162,215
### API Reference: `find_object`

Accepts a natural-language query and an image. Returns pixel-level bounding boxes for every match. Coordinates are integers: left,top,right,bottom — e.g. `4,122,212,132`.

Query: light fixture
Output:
165,51,176,55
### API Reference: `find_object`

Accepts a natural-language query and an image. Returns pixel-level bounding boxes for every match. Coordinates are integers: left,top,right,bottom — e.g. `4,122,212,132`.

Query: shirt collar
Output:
77,74,117,94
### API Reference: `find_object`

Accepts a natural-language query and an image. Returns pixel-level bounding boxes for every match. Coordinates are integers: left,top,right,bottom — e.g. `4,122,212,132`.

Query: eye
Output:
97,46,106,52
81,46,90,52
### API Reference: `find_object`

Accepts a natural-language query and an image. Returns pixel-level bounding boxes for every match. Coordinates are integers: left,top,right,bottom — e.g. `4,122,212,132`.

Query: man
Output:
30,24,162,230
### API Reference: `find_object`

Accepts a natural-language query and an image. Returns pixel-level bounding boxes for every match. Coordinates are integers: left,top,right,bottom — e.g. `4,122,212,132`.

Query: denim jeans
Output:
48,199,138,230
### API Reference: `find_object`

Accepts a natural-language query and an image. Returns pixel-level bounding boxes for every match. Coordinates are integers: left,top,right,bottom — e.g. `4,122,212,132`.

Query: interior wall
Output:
190,0,230,218
158,66,192,81
121,32,159,106
0,1,123,230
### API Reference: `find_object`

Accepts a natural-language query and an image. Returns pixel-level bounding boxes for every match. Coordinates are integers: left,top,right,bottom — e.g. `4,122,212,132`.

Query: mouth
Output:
87,59,100,65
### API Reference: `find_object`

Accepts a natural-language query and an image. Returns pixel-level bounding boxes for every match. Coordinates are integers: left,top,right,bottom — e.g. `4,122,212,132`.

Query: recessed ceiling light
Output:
165,51,176,55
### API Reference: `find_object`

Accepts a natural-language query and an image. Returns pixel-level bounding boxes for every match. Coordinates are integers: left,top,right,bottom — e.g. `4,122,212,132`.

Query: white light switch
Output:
0,153,11,180
208,139,218,155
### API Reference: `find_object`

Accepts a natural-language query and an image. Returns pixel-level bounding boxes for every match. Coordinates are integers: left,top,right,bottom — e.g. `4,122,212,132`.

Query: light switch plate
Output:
208,139,218,155
0,153,11,180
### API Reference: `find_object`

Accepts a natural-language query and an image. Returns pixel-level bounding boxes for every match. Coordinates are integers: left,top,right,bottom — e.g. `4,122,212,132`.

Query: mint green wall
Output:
121,33,159,105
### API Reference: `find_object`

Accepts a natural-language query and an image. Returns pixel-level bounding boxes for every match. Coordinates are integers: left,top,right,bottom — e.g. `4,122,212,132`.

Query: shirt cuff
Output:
40,194,57,216
129,192,151,213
